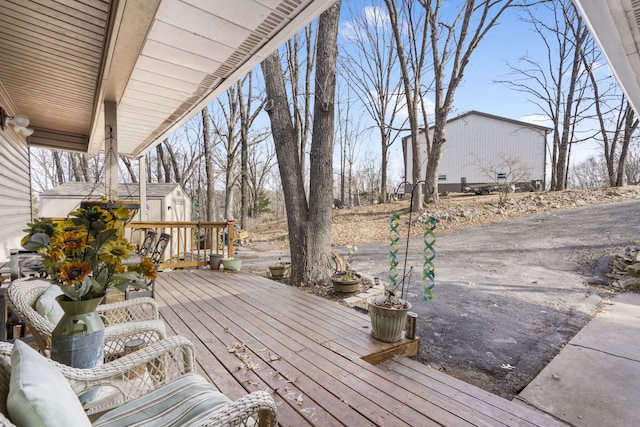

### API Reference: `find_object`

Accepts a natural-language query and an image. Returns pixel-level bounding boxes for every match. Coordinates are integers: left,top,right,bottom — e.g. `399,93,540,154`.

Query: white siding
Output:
404,112,548,191
0,122,32,261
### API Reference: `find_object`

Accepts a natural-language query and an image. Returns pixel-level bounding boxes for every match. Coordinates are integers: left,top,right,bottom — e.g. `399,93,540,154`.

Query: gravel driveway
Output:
352,199,640,398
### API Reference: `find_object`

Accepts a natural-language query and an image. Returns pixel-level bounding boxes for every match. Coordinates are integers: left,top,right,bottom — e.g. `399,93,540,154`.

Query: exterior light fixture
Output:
0,106,34,136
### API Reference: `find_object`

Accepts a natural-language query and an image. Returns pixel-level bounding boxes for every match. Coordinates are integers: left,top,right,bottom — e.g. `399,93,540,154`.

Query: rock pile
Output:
608,243,640,290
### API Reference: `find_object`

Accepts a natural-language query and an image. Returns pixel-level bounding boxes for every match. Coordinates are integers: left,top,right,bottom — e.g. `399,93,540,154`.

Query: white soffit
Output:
573,0,640,115
89,0,336,157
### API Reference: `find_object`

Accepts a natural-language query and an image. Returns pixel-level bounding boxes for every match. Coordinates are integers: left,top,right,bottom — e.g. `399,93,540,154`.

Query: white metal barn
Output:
403,111,551,194
39,182,192,222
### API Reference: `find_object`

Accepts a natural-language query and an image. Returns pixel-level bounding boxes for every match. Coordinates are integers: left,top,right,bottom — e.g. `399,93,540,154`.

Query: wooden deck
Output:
154,270,564,426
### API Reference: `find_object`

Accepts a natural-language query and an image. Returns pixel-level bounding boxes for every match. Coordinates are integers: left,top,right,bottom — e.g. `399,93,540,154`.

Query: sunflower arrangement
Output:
32,205,156,301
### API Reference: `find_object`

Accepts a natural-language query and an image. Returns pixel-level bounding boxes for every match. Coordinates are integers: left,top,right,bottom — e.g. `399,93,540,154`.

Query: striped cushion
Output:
93,374,231,427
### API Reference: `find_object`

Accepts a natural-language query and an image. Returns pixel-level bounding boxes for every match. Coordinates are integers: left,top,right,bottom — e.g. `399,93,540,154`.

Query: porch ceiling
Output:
0,0,334,157
573,0,640,114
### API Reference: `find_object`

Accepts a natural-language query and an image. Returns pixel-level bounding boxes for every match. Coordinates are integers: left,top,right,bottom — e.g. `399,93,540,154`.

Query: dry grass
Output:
245,187,640,248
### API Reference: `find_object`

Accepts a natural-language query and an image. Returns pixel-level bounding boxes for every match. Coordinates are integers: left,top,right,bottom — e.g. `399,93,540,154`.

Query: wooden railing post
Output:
227,220,235,258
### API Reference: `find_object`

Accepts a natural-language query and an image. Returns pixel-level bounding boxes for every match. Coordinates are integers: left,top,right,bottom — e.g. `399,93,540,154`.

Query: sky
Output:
334,0,609,186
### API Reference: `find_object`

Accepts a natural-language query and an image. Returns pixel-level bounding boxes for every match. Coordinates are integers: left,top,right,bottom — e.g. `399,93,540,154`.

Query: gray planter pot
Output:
331,273,362,295
209,253,223,270
367,296,412,343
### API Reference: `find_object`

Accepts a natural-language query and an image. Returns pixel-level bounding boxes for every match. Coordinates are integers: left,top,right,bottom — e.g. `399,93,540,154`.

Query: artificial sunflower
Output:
26,205,156,301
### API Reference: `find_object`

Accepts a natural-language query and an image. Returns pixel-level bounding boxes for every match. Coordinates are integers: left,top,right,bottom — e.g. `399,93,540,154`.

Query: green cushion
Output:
7,340,91,427
93,373,231,427
35,285,64,326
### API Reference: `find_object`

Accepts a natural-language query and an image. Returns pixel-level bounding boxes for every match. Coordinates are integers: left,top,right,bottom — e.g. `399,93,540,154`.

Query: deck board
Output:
154,270,565,426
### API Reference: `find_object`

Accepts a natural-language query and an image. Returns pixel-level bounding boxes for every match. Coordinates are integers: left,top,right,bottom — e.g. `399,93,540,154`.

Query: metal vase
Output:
51,295,105,402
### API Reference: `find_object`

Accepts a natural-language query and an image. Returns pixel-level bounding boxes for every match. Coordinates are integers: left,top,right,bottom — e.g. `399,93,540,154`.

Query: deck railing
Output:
125,221,235,270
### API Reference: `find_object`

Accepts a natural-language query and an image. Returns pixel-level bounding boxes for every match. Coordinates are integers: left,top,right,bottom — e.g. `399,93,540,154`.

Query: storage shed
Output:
39,182,192,222
403,111,551,193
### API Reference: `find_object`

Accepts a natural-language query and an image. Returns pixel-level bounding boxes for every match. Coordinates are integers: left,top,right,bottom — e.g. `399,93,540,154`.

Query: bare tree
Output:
202,106,216,221
498,0,592,190
335,84,363,207
384,0,429,209
570,156,607,189
260,1,341,285
120,156,138,183
422,0,515,200
474,155,533,205
341,2,405,202
625,139,640,185
246,136,277,217
285,25,317,185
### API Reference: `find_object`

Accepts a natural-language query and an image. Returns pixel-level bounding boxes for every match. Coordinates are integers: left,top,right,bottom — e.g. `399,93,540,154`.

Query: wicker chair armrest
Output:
98,297,159,323
59,336,196,416
103,324,166,362
191,391,277,427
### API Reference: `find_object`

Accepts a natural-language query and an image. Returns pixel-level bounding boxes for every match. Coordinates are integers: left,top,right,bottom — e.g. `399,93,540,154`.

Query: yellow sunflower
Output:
58,261,92,285
137,257,157,281
99,239,134,264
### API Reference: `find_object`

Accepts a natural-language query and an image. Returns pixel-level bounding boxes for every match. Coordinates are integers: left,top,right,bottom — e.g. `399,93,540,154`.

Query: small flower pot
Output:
268,262,291,279
209,253,223,270
331,272,362,295
221,257,242,272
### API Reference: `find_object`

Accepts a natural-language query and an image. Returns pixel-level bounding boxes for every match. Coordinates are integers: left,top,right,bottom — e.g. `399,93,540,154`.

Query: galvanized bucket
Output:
51,296,105,402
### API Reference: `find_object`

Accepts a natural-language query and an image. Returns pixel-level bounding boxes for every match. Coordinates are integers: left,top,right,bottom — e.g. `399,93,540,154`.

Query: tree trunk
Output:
52,151,64,185
260,1,341,285
120,156,138,183
202,106,216,221
617,105,639,186
163,139,182,183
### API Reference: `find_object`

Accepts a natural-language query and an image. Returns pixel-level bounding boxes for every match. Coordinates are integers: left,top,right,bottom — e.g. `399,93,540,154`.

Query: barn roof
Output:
402,110,552,143
40,182,186,199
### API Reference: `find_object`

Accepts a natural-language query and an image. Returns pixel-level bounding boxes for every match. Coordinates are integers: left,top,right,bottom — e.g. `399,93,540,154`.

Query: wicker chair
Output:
0,337,277,426
6,278,166,361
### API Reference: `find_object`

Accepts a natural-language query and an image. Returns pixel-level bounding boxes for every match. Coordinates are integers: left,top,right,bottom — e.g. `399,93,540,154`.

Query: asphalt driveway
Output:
353,199,640,398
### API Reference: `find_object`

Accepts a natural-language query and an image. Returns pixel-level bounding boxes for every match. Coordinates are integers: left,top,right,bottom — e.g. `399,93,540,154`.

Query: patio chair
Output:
137,229,157,257
6,278,166,362
0,338,277,426
125,232,171,300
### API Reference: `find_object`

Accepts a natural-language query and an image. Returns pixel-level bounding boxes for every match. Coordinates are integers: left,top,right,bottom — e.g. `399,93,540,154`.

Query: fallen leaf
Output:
295,395,304,406
501,364,515,371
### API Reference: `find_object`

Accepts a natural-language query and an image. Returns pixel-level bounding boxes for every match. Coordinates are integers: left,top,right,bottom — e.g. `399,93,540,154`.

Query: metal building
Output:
403,111,551,194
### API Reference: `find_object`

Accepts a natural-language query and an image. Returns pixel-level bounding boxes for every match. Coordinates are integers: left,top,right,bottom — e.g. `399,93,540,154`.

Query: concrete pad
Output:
518,344,640,427
570,293,640,361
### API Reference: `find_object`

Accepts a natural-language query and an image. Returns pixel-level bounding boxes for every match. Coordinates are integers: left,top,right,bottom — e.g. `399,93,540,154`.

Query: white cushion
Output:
35,285,64,326
7,340,91,427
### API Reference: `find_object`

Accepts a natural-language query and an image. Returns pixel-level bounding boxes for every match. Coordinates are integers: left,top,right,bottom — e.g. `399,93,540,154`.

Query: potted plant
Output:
268,259,291,280
331,245,361,294
221,257,243,272
368,183,436,343
26,205,156,377
209,253,223,270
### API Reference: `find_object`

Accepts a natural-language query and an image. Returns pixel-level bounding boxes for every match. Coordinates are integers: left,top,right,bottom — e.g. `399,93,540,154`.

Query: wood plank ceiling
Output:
0,0,335,157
